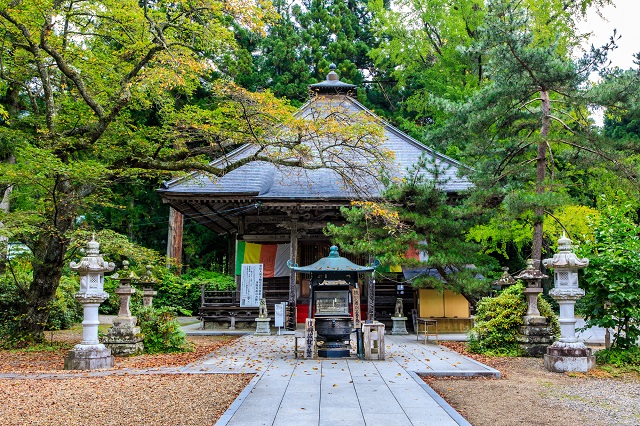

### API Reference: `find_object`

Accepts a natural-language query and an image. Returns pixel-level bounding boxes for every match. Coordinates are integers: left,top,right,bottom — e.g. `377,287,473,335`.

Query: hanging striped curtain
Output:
235,241,291,278
379,242,428,273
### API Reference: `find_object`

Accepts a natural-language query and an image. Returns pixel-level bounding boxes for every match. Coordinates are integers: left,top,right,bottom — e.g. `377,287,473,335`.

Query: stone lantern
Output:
514,259,554,356
542,234,594,372
139,265,158,308
103,260,144,356
64,237,115,370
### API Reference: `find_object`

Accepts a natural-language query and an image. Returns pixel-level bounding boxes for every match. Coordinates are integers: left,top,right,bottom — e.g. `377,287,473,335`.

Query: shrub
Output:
468,282,560,356
595,346,640,367
153,267,235,315
136,306,192,354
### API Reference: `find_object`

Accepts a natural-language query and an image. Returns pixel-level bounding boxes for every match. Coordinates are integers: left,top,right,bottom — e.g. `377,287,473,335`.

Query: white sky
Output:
578,0,639,70
575,0,638,125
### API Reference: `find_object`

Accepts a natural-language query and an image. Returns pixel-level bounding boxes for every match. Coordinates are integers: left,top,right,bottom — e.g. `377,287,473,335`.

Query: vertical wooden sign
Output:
305,318,315,359
352,287,361,329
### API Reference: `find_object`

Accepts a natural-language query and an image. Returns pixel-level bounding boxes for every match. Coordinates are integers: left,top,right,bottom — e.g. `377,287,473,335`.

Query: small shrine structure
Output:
288,245,377,358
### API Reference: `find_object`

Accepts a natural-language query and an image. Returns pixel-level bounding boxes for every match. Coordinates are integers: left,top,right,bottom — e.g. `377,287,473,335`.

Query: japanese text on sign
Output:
240,264,263,307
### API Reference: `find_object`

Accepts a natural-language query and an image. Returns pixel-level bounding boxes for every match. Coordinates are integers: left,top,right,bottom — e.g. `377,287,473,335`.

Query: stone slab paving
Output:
183,334,499,426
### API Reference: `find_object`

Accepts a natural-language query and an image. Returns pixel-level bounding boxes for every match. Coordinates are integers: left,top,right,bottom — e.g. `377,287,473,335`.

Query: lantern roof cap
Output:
86,234,100,256
514,259,548,280
139,265,158,284
112,260,139,281
287,245,378,273
69,236,115,274
493,266,516,287
542,233,589,269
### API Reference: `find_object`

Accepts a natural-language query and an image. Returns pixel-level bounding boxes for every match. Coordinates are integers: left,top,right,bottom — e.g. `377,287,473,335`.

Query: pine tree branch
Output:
492,158,537,183
560,139,638,182
494,139,535,177
549,114,576,134
544,209,571,238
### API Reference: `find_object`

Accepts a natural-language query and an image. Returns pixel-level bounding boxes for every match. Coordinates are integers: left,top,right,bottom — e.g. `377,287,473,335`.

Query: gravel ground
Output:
544,376,640,425
0,335,253,425
0,374,253,426
5,333,639,425
425,343,640,426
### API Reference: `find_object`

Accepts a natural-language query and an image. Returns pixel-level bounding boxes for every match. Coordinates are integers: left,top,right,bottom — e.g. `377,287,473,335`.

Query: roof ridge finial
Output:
326,63,339,82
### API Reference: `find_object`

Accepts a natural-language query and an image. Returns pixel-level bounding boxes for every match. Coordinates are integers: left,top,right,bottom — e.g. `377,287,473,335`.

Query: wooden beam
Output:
243,215,291,224
201,203,237,234
177,202,230,235
241,234,291,242
228,233,236,276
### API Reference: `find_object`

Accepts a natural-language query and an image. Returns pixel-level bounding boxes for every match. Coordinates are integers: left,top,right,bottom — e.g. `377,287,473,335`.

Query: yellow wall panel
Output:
418,289,470,318
418,289,444,318
443,290,470,318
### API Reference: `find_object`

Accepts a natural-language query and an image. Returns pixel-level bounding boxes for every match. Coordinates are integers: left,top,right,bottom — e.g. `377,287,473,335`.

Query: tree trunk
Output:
20,231,70,342
531,89,550,268
0,155,15,273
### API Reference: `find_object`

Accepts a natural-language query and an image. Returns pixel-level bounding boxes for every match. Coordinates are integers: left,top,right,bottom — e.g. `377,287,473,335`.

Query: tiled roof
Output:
159,95,471,201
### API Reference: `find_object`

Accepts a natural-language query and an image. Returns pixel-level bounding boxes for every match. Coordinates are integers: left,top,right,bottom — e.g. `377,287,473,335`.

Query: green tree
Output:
237,0,314,104
294,0,376,85
368,0,484,130
326,158,493,305
236,0,385,108
425,0,627,267
0,0,388,342
577,203,640,350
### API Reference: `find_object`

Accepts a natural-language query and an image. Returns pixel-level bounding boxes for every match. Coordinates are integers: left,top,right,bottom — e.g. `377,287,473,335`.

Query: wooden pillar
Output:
287,218,299,330
367,273,375,321
167,207,184,273
227,233,237,276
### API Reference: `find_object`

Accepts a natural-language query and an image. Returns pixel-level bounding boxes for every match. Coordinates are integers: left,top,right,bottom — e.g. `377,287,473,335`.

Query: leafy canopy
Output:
577,202,640,350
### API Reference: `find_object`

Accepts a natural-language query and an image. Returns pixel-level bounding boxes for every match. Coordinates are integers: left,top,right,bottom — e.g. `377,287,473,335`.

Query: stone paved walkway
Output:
181,334,499,426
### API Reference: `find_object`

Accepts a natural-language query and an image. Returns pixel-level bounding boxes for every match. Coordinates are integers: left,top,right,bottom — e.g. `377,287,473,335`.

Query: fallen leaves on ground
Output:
0,373,253,426
0,336,238,373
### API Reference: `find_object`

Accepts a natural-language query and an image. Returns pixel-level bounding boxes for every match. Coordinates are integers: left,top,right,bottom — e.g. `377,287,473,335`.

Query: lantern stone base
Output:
517,316,555,357
103,324,144,356
391,317,409,335
255,318,272,335
544,342,595,373
64,344,114,370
